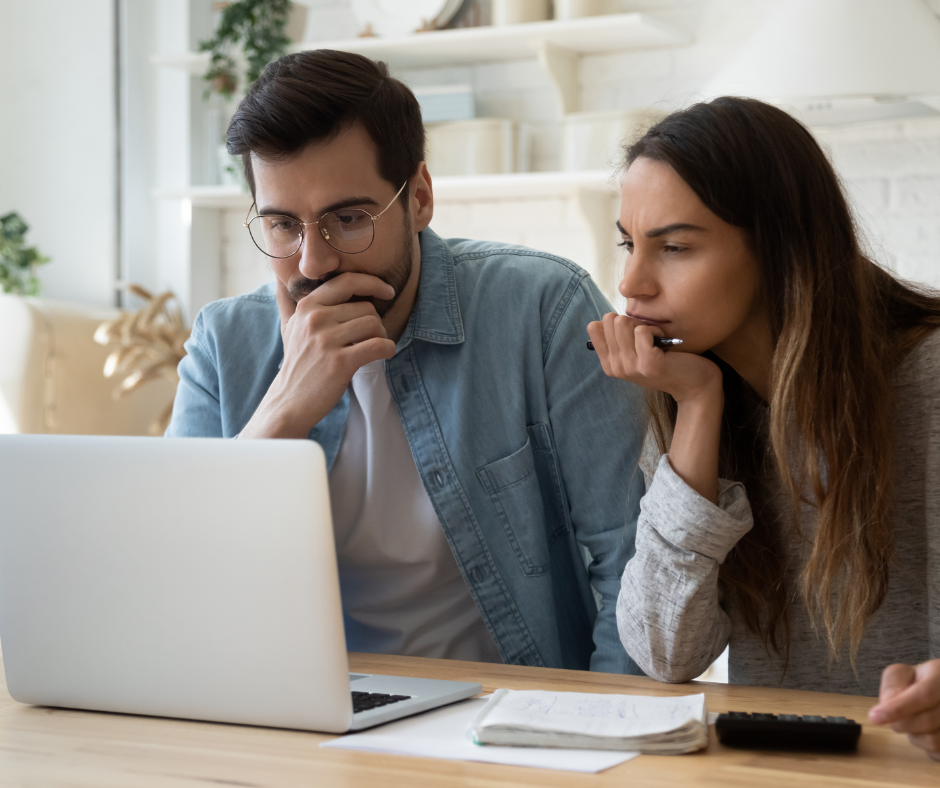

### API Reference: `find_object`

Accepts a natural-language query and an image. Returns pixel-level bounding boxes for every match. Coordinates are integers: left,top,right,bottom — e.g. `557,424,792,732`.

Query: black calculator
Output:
715,711,862,752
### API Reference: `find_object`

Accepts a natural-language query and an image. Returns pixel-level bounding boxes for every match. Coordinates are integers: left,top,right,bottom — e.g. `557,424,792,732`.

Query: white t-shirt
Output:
328,359,502,663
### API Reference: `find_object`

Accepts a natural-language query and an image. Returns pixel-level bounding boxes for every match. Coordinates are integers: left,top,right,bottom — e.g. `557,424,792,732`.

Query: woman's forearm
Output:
617,455,753,682
669,385,724,505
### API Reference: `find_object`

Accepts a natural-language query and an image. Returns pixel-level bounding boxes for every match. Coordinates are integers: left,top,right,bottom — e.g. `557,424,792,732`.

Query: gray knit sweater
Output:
617,330,940,697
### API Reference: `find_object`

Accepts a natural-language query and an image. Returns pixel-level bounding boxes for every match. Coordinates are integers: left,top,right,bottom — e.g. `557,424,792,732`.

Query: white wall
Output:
0,0,117,307
821,119,940,287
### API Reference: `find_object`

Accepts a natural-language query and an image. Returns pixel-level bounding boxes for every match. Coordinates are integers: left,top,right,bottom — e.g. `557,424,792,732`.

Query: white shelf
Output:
155,185,253,209
152,13,690,73
154,170,617,209
434,170,616,199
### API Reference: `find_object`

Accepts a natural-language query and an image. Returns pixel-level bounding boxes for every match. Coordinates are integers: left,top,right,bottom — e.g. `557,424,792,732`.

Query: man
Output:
167,49,646,674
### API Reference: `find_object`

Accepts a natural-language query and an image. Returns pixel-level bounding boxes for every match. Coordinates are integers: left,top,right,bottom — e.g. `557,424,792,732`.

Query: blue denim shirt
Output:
167,228,646,674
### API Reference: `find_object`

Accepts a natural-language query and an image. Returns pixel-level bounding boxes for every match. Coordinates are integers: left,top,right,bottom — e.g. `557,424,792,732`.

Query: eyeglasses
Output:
244,181,408,258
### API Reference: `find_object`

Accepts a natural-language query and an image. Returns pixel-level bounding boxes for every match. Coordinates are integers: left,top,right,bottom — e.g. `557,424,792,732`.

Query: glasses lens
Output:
248,215,303,258
320,210,374,253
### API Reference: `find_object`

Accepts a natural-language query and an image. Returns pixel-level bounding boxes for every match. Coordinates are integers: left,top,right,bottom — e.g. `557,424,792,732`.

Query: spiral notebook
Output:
467,689,709,754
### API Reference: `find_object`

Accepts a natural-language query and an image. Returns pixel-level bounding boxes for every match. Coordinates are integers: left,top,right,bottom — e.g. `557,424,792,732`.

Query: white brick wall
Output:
220,0,940,301
819,119,940,288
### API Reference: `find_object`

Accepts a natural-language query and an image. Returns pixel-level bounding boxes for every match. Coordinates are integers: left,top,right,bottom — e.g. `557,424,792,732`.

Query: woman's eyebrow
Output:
615,220,708,237
646,223,707,238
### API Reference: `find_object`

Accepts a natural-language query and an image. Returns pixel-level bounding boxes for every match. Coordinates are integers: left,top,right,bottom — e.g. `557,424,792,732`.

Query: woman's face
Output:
617,157,763,357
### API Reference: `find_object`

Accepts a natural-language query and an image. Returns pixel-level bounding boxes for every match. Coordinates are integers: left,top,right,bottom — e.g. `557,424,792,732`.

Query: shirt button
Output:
434,470,445,487
471,565,489,583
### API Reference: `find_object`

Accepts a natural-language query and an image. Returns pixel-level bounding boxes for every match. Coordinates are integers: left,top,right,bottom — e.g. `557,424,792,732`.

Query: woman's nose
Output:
619,250,657,300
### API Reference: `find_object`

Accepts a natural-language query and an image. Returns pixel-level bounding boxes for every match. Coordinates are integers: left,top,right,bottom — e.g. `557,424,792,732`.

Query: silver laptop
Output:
0,435,481,732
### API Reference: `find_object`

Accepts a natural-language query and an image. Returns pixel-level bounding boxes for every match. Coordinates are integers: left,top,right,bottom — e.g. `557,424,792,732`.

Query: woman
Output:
587,96,940,760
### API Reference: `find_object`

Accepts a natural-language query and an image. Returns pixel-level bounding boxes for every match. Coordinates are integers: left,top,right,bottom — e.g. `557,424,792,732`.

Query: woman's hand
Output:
586,314,721,404
870,659,940,761
587,314,725,504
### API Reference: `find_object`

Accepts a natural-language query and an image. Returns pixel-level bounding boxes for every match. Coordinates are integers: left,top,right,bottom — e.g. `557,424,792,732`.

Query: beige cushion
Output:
0,294,178,435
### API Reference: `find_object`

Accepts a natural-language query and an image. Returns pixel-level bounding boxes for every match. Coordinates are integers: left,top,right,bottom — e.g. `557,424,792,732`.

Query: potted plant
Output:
0,212,50,296
199,0,308,100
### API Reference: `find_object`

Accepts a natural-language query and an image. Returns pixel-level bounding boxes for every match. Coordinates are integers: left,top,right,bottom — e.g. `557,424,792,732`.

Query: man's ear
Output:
410,162,433,233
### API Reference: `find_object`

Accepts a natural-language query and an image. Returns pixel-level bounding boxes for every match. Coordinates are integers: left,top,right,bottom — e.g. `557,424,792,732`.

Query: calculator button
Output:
752,713,776,721
802,715,825,722
778,714,799,722
826,716,848,723
727,711,750,718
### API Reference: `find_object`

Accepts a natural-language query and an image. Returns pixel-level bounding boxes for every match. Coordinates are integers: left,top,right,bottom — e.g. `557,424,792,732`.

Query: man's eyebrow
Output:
615,220,708,238
257,195,380,219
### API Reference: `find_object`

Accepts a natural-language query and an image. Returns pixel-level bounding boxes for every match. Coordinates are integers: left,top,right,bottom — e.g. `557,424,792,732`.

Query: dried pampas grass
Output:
95,284,190,435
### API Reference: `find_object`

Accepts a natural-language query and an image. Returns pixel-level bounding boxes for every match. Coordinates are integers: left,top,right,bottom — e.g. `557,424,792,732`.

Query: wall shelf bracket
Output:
536,41,580,115
573,186,617,292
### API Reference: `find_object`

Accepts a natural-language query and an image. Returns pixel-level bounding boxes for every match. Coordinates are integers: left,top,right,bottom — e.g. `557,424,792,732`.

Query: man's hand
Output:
240,273,397,438
869,659,940,761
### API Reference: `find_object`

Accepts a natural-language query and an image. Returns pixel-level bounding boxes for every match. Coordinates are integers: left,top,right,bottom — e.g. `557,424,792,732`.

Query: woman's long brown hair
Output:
627,97,940,664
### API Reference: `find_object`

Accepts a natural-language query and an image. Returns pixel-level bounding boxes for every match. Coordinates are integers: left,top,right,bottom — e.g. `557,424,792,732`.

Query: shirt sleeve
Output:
617,454,754,682
164,310,224,438
542,275,648,674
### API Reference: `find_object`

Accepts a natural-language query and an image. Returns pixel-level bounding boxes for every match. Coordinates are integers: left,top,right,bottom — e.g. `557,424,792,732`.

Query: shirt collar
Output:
395,227,465,352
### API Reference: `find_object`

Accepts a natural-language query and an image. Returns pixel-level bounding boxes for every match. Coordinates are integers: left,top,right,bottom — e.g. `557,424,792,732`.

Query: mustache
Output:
287,272,397,312
288,272,340,302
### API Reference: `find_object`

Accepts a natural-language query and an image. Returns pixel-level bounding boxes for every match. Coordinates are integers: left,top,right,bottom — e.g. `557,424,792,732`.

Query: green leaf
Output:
199,0,294,99
0,211,50,295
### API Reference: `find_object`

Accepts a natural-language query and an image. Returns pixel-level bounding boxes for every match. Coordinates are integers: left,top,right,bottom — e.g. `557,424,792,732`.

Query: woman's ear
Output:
410,162,434,234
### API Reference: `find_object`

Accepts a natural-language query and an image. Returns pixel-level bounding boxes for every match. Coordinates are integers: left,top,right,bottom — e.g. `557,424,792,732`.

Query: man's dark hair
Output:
226,49,425,200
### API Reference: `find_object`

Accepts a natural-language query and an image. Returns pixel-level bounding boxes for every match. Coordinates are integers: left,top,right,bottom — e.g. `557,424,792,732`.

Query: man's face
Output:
251,124,419,318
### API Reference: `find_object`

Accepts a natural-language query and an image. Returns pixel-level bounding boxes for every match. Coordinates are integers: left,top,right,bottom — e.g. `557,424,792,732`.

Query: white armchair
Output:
0,295,178,435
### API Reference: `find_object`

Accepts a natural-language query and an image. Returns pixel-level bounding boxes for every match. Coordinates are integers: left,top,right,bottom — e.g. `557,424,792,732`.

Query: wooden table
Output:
1,651,937,787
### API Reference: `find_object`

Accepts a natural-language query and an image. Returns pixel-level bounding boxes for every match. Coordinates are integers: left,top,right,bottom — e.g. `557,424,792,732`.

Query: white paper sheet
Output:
320,697,639,773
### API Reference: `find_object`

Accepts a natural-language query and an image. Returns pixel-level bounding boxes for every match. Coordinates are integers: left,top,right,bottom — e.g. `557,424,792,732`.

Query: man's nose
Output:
297,225,341,280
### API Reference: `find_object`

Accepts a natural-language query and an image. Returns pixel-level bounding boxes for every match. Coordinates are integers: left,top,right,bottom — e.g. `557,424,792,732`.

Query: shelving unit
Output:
152,13,690,113
151,11,690,312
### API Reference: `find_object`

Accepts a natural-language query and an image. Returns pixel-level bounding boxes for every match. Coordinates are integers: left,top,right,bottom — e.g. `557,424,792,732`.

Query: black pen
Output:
587,337,683,351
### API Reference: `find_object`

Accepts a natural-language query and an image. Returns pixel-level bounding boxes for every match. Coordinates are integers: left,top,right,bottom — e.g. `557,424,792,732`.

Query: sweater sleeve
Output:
616,454,754,682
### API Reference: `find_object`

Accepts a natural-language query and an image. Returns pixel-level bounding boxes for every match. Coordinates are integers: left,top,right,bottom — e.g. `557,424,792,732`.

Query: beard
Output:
287,212,415,318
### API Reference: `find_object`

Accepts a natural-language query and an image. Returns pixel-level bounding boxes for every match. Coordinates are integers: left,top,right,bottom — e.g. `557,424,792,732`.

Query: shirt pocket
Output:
476,423,570,577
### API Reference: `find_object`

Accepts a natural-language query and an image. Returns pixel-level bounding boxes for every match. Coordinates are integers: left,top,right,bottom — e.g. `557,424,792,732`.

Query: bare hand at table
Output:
870,659,940,761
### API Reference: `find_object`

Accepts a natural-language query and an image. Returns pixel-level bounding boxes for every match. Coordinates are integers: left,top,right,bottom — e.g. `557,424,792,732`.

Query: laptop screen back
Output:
0,435,352,732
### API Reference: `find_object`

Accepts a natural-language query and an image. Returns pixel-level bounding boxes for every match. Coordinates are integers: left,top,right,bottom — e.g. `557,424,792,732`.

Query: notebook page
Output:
476,690,707,738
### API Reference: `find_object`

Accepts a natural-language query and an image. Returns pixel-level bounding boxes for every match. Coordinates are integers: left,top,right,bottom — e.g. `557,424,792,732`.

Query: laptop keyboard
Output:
352,691,412,713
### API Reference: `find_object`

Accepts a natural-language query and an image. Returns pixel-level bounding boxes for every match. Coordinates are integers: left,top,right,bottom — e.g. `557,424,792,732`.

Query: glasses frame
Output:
243,180,408,259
